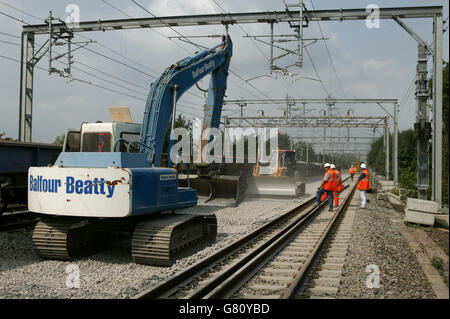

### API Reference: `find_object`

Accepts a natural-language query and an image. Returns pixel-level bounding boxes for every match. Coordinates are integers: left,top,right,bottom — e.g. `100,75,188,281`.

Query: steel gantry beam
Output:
22,6,442,34
226,114,391,180
223,116,387,128
18,5,444,205
224,98,399,183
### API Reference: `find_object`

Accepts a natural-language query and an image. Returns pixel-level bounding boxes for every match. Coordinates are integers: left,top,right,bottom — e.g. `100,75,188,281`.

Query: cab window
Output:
82,132,112,152
65,131,80,152
119,132,140,153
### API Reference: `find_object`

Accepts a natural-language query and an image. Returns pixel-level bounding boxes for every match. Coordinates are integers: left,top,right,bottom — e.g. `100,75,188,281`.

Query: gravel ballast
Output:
337,192,436,299
1,177,438,299
0,177,321,299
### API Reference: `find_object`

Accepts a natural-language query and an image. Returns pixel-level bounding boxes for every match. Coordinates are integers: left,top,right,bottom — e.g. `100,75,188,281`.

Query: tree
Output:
277,133,291,150
0,132,14,141
53,133,65,145
428,61,448,204
442,62,449,205
163,114,192,154
293,140,316,162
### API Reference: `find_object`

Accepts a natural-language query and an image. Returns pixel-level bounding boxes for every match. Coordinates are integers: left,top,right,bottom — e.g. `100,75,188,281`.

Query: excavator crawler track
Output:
32,218,129,260
131,213,217,266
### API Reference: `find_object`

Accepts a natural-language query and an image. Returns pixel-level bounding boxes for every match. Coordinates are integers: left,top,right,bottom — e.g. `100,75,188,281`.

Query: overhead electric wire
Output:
0,39,19,46
0,7,154,89
0,9,154,98
1,0,161,78
211,0,268,61
107,0,260,104
212,0,304,100
0,10,202,121
0,52,146,102
310,0,346,98
0,5,207,114
0,51,201,119
101,0,133,18
303,45,330,97
0,30,20,39
2,2,265,115
100,0,208,105
129,0,272,100
398,74,416,112
0,15,157,105
103,0,195,55
129,0,203,51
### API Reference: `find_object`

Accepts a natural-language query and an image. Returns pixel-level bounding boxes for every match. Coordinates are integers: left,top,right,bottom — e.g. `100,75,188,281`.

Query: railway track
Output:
134,179,356,299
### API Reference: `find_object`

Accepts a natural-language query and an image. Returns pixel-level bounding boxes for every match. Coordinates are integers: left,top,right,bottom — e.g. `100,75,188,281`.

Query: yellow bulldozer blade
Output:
246,175,305,197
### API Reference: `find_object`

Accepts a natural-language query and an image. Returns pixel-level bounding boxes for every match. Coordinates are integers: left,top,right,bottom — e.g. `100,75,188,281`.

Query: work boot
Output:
328,207,333,212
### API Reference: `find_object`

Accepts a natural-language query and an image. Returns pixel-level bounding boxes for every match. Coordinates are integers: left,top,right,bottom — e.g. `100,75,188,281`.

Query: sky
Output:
0,0,448,157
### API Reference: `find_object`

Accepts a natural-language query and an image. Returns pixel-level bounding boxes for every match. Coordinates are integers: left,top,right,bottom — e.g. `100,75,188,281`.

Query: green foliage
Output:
432,256,449,287
0,132,14,141
164,114,192,153
442,62,449,205
367,136,386,176
277,133,291,150
366,61,448,204
293,140,316,162
53,133,65,145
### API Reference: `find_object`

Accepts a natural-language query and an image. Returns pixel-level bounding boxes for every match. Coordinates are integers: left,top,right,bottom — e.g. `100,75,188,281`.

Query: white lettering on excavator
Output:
192,60,216,79
160,174,177,181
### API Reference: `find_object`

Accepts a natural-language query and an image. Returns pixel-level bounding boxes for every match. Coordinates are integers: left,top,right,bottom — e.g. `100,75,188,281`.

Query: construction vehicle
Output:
0,140,61,216
246,149,305,197
28,35,233,266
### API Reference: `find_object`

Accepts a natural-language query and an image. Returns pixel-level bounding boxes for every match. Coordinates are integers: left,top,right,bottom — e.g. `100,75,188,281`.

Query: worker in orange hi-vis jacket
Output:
357,163,371,209
317,163,340,212
321,164,343,207
332,164,343,207
349,165,356,181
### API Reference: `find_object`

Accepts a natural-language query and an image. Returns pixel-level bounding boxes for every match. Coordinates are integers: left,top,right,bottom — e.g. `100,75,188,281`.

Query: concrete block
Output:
380,180,395,192
387,193,404,211
404,209,435,226
435,214,449,229
406,198,439,214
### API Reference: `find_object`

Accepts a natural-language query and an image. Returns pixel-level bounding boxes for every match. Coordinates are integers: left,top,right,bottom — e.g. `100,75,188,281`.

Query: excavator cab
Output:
62,123,141,154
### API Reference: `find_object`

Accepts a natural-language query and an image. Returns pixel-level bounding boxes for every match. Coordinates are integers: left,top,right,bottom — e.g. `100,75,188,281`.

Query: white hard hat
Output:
324,163,331,167
330,164,336,169
360,163,367,169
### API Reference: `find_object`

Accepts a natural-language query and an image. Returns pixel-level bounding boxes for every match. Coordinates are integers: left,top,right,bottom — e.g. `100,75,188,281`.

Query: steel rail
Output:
201,183,354,299
282,181,357,298
134,195,317,299
135,177,351,299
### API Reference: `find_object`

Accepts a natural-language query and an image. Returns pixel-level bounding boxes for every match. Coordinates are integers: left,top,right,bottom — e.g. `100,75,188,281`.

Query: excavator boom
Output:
140,36,232,166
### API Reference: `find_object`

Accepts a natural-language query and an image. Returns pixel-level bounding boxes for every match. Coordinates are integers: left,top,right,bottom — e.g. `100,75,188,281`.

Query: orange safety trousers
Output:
321,191,339,206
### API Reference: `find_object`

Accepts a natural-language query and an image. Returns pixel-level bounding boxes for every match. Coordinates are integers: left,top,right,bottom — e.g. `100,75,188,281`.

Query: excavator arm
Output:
139,35,232,166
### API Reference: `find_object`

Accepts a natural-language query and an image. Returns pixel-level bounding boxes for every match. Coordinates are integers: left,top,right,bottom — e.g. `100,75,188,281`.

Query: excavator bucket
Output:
178,174,246,207
246,175,305,197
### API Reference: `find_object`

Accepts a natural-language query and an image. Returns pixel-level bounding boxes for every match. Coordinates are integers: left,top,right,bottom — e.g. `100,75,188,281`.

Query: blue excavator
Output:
28,36,232,266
